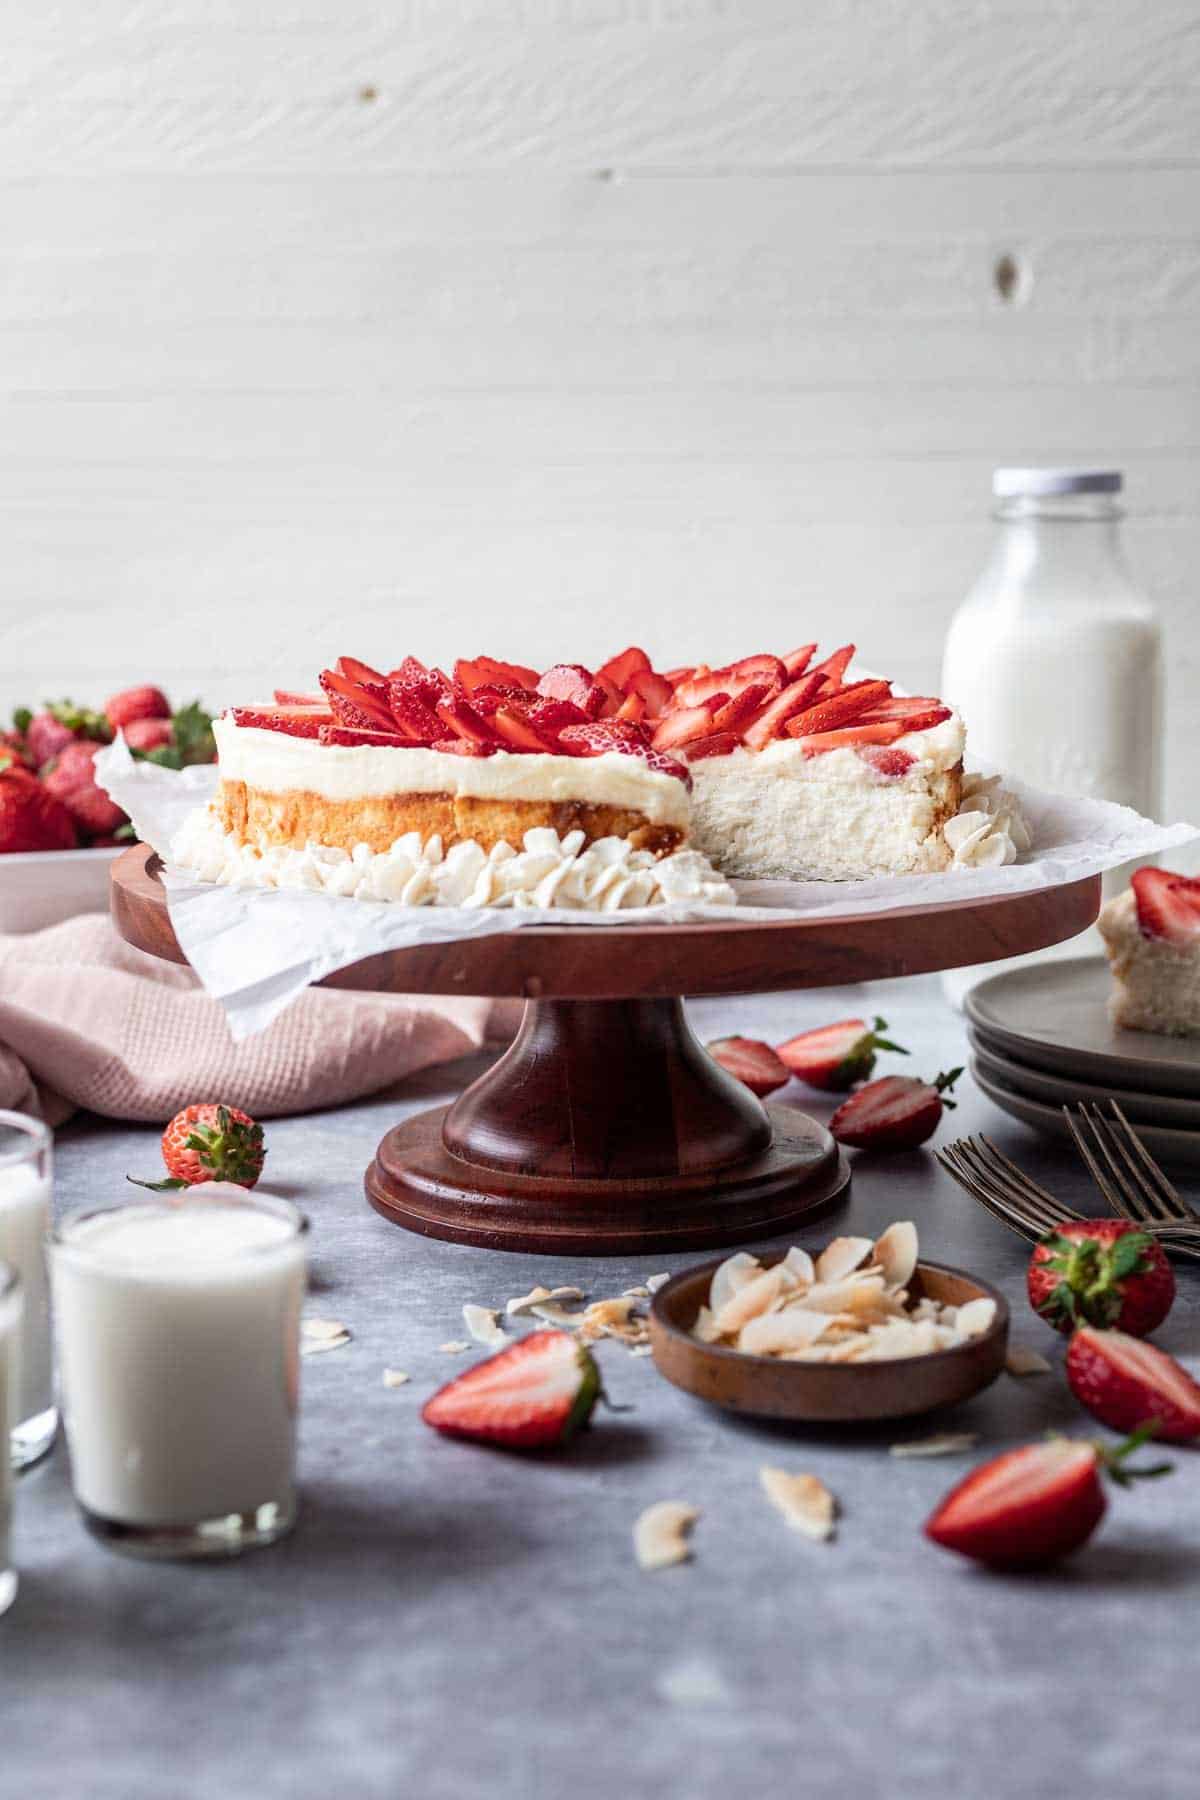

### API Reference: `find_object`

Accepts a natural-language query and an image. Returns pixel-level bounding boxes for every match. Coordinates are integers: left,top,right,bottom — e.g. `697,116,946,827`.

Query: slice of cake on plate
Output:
170,642,1028,906
1099,867,1200,1037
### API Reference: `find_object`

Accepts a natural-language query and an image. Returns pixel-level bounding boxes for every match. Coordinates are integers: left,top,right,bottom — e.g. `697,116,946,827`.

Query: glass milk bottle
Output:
941,469,1162,817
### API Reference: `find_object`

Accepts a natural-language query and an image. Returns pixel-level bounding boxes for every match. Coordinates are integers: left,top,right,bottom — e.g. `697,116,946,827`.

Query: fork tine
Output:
1108,1101,1197,1221
936,1147,1044,1244
1061,1107,1141,1222
1085,1104,1174,1223
967,1138,1084,1230
975,1137,1068,1212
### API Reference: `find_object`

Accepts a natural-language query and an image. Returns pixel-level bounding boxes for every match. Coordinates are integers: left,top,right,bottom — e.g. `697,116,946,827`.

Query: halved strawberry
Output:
791,721,909,756
682,731,740,762
1131,867,1200,946
810,643,855,689
651,698,728,750
230,704,332,739
320,724,411,748
431,737,496,757
782,644,817,677
421,1329,601,1450
741,671,827,751
536,664,606,718
434,694,495,746
491,705,558,753
273,689,325,706
387,685,444,744
597,646,651,691
776,1016,909,1091
707,1037,790,1097
859,745,916,777
1067,1326,1200,1441
558,721,652,755
319,670,397,733
781,678,892,739
625,667,675,716
454,656,539,697
828,1070,962,1151
924,1431,1170,1569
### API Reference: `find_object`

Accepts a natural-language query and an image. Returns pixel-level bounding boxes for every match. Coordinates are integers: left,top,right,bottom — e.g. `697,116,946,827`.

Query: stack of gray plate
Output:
964,957,1200,1170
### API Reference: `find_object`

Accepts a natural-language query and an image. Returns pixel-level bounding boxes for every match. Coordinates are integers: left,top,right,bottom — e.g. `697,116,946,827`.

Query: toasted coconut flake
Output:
531,1301,584,1328
889,1432,979,1458
709,1250,761,1315
692,1305,722,1343
814,1236,874,1284
873,1221,919,1289
382,1368,410,1388
738,1309,832,1356
505,1285,552,1316
713,1264,791,1335
439,1340,470,1354
463,1303,506,1347
302,1317,350,1342
782,1245,816,1287
646,1273,671,1293
759,1468,836,1541
634,1501,699,1571
623,1285,651,1298
801,1276,889,1317
1006,1344,1053,1377
954,1298,998,1339
301,1334,351,1356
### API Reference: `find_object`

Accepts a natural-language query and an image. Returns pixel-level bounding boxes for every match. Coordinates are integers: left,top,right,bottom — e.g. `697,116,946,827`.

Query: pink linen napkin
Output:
0,915,516,1126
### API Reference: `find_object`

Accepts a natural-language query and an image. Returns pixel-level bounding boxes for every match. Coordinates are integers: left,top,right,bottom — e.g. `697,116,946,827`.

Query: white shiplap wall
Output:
1,1,1198,812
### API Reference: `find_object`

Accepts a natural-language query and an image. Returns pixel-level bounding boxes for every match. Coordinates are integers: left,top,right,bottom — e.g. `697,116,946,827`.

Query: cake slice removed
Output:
1099,867,1200,1037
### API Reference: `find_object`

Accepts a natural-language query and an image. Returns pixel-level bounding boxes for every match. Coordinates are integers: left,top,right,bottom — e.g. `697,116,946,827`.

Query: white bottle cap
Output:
993,467,1122,497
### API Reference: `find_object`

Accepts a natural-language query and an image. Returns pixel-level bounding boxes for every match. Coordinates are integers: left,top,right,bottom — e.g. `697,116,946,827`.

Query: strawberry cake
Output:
1099,868,1200,1037
170,644,1027,907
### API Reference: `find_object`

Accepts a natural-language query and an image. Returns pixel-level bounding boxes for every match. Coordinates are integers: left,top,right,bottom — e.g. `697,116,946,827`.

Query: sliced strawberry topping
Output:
809,643,855,689
536,664,606,717
711,682,771,734
1131,867,1200,945
650,697,728,750
615,691,646,723
641,748,691,788
781,678,892,739
791,721,909,756
430,737,496,757
859,744,916,777
782,644,817,677
319,724,411,748
319,670,398,733
434,694,495,746
454,656,539,697
231,705,332,739
663,665,694,686
334,655,389,696
558,721,652,755
741,671,826,751
854,695,946,720
387,686,444,744
856,705,951,735
387,656,449,708
673,655,785,709
682,731,741,762
526,697,590,741
597,646,652,691
273,689,324,706
490,705,559,753
467,683,536,718
624,667,675,716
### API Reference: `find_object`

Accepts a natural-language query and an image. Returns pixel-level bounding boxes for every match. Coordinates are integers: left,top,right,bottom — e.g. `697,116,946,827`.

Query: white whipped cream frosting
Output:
171,808,736,911
213,717,690,828
945,773,1032,869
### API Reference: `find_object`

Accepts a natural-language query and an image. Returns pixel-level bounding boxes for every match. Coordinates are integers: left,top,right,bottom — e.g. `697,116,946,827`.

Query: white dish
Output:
0,848,120,935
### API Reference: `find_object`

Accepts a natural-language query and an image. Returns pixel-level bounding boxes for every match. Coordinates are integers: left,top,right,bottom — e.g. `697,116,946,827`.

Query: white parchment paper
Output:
97,739,1198,1040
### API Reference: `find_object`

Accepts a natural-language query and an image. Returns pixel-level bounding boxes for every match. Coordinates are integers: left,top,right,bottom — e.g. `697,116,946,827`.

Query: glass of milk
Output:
0,1261,21,1615
0,1111,56,1470
51,1183,307,1560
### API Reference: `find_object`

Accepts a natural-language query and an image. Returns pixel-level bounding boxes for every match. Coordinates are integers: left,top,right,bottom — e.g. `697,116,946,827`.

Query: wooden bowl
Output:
649,1256,1010,1423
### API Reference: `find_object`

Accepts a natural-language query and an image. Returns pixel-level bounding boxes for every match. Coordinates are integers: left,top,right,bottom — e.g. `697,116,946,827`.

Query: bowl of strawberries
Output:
0,685,216,933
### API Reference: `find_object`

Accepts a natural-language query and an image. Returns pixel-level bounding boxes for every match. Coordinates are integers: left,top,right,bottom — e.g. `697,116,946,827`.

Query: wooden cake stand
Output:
111,846,1099,1255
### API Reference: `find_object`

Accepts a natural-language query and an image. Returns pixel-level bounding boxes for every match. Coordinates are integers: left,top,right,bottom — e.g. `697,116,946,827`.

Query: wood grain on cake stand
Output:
111,846,1100,1254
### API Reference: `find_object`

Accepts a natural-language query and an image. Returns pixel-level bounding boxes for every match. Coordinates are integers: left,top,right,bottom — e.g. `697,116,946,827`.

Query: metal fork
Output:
1062,1101,1200,1235
936,1129,1200,1261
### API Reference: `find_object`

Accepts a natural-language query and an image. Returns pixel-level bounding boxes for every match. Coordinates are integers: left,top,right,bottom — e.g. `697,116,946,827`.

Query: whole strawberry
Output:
1027,1221,1174,1337
776,1016,908,1091
0,762,77,852
41,741,124,838
1066,1326,1200,1441
106,686,170,732
122,716,174,753
130,1104,266,1191
26,709,77,769
925,1429,1171,1569
829,1069,961,1151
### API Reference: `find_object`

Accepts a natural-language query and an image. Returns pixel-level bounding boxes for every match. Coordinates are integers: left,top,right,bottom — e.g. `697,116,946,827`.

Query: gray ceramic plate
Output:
965,957,1200,1098
972,1063,1200,1172
968,1031,1200,1130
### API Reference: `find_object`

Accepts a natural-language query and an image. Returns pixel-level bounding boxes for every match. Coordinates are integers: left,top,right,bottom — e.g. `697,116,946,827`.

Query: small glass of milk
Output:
0,1111,56,1470
0,1261,21,1615
51,1183,307,1560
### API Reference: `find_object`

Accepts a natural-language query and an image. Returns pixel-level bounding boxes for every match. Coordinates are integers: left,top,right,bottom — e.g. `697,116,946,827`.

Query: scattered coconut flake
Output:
382,1368,410,1388
889,1432,979,1458
634,1501,699,1571
629,1344,654,1358
873,1220,918,1289
302,1318,350,1342
646,1273,671,1293
505,1284,586,1318
531,1301,585,1328
759,1468,836,1541
623,1285,651,1298
439,1340,470,1354
814,1236,874,1284
1006,1344,1053,1377
301,1334,351,1356
463,1303,506,1347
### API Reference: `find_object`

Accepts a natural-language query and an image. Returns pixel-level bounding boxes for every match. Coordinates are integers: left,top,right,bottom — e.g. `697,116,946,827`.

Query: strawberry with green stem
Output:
130,1103,266,1191
1027,1221,1174,1337
775,1016,909,1092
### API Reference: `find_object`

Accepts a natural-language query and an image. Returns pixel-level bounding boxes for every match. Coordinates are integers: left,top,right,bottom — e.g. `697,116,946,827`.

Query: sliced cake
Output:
1099,867,1200,1037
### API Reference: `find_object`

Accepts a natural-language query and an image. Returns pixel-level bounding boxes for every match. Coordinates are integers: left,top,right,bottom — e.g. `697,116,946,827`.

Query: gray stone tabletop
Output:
9,974,1200,1800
